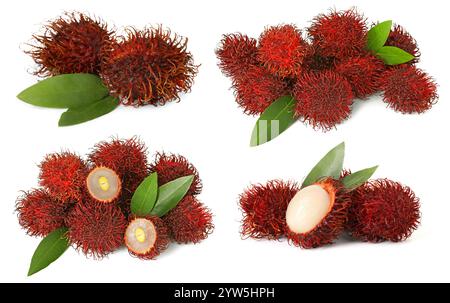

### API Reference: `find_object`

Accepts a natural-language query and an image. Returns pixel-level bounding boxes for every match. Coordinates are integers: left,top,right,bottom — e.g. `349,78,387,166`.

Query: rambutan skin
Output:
385,24,420,64
16,189,72,237
346,179,420,243
39,152,89,203
239,180,299,240
162,196,214,244
293,71,354,131
100,27,198,106
380,66,438,114
28,12,114,76
149,152,202,196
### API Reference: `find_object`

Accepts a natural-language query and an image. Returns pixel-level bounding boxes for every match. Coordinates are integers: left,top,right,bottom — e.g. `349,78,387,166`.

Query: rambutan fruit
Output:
308,9,367,60
216,33,259,78
286,178,351,249
149,152,202,196
100,27,198,106
16,189,72,237
39,152,89,203
239,180,299,240
346,179,420,243
301,46,336,72
124,216,170,260
385,24,420,63
162,196,214,244
380,65,438,114
335,54,385,98
258,24,308,77
232,65,289,115
27,12,114,77
86,167,121,203
292,71,354,131
66,201,127,258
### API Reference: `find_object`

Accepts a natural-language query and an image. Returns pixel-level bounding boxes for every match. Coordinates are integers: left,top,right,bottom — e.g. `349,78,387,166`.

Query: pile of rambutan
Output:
16,137,213,276
239,142,421,249
216,8,438,145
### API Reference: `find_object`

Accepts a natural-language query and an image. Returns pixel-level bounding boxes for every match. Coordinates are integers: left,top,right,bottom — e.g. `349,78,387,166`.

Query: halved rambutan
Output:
380,65,438,114
293,71,354,131
346,179,420,242
308,9,367,59
385,24,420,64
163,196,214,244
16,189,72,237
100,27,198,106
27,12,114,76
86,167,121,203
239,180,299,240
125,216,170,260
258,24,308,77
149,152,202,196
39,152,89,203
286,178,351,249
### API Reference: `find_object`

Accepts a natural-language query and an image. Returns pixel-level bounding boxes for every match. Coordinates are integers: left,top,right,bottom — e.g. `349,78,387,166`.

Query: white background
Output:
0,0,448,283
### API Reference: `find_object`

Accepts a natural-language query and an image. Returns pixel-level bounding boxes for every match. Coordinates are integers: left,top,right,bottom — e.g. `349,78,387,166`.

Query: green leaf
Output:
342,166,378,191
302,142,345,188
130,173,158,216
58,96,119,127
17,74,109,109
367,20,392,52
151,175,194,217
28,227,69,276
250,96,297,147
376,46,415,65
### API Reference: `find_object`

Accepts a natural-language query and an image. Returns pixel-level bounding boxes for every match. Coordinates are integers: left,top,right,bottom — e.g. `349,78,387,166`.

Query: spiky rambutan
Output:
27,12,114,76
163,196,214,244
301,45,336,72
239,180,299,240
39,152,89,203
347,179,420,242
16,189,72,237
308,9,367,59
66,201,127,258
216,33,259,78
100,27,198,106
258,24,308,77
149,152,202,196
125,216,170,260
335,54,385,98
86,167,122,203
385,24,420,64
233,65,289,115
293,71,354,131
286,178,351,249
380,65,438,114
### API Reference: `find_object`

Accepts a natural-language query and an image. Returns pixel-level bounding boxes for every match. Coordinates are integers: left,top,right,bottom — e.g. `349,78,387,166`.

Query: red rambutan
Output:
385,24,420,63
301,45,336,72
346,179,420,242
239,180,299,240
293,71,354,131
380,65,438,114
258,24,308,77
162,196,214,244
27,12,114,76
100,27,198,106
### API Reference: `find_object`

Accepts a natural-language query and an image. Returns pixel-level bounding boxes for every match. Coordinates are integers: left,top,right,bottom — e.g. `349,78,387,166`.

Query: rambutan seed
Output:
86,167,121,203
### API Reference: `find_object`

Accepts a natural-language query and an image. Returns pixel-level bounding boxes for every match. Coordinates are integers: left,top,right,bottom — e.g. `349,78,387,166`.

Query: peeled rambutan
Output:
216,33,259,78
86,167,122,203
293,71,354,131
124,216,170,260
380,65,438,114
27,12,114,76
346,179,420,243
16,189,72,237
66,201,127,258
100,27,198,106
308,9,367,60
149,152,202,196
385,24,420,63
162,196,214,244
258,24,308,77
286,178,351,249
39,152,89,203
335,54,385,98
239,180,299,240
